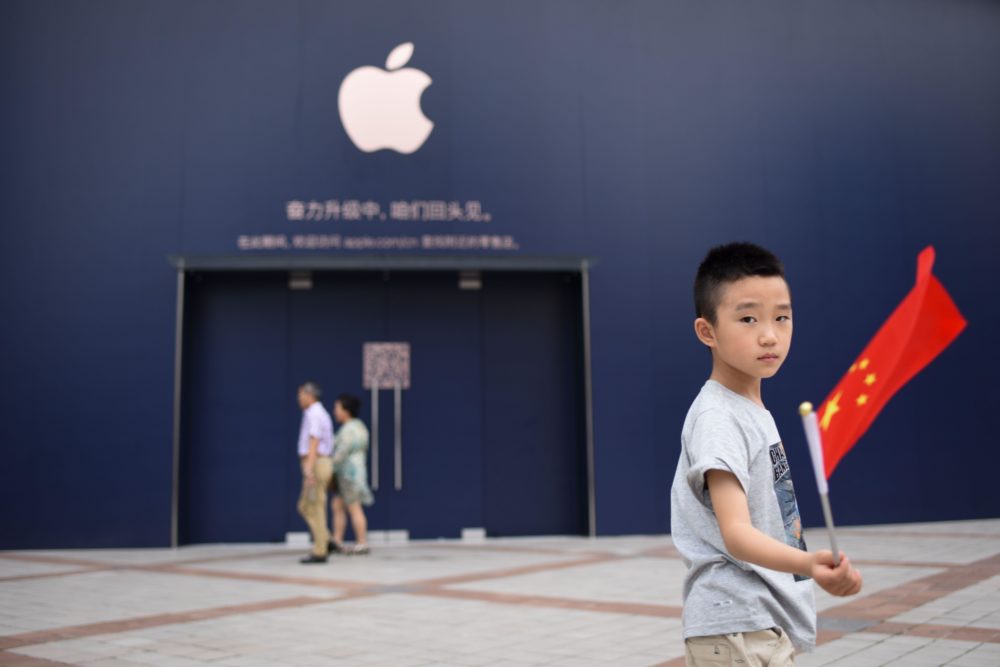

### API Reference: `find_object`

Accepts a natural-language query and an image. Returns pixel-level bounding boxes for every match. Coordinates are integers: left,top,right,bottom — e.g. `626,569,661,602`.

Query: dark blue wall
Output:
2,1,999,547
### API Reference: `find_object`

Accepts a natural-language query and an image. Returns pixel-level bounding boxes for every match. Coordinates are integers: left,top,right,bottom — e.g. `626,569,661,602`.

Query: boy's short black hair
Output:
694,242,785,323
336,393,361,418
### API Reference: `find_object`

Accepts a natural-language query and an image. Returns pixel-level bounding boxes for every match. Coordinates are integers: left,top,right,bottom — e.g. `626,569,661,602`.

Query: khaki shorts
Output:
685,627,794,667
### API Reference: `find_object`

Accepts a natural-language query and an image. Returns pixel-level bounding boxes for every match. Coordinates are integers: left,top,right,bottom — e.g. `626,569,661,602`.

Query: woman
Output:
329,393,374,555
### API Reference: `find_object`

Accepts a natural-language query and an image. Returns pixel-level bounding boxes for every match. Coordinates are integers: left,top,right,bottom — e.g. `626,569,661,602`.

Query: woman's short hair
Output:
336,393,361,418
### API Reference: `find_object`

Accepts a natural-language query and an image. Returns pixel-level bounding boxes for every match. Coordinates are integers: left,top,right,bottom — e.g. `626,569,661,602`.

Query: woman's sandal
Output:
349,544,370,556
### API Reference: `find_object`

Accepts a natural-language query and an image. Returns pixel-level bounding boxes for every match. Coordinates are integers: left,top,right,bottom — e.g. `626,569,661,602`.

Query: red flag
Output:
817,247,967,477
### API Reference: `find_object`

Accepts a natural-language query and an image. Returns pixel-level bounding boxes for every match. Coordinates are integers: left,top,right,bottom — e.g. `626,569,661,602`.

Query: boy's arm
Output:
706,469,863,597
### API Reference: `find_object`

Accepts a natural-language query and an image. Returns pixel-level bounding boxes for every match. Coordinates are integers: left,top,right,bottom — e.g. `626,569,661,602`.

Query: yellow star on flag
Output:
820,391,842,431
856,394,869,406
864,373,877,386
859,358,870,370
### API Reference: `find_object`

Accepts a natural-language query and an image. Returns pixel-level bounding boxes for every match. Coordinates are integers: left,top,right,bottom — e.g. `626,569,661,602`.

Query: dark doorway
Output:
179,270,586,543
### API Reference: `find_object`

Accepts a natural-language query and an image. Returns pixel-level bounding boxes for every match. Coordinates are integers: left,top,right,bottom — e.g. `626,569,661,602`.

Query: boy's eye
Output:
740,316,757,324
777,315,791,322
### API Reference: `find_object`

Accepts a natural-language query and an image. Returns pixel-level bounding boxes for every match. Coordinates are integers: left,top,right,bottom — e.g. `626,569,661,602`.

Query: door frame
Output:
167,254,598,546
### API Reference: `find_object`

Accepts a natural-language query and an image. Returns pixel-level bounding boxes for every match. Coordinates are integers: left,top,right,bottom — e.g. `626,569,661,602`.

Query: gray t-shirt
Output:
670,380,816,651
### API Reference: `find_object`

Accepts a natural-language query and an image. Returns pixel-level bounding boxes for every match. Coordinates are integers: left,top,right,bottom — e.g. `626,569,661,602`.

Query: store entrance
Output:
178,270,587,543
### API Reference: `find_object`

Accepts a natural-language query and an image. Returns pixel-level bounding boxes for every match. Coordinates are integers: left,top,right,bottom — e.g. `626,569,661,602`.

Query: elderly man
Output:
295,381,334,564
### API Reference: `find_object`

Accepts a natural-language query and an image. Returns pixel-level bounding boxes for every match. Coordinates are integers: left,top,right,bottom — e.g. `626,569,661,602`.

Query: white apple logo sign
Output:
338,42,434,154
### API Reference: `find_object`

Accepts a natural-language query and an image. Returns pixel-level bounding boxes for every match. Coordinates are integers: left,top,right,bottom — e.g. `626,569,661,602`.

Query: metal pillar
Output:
370,384,379,491
170,263,186,549
394,382,403,490
581,261,597,538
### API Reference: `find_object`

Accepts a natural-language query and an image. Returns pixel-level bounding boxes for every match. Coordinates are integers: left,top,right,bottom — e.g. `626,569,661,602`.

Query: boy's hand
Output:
810,550,863,596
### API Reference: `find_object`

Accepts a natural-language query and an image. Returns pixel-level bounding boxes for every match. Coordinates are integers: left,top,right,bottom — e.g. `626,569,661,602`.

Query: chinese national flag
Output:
817,247,967,477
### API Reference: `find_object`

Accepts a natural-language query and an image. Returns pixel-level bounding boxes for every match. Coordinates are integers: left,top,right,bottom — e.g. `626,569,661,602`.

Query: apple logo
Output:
338,42,434,154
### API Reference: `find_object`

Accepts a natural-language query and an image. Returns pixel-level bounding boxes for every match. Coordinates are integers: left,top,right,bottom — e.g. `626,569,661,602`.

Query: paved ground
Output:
2,520,999,666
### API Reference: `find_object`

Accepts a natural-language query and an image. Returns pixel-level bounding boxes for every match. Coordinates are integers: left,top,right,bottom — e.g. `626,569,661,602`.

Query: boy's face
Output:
694,275,792,381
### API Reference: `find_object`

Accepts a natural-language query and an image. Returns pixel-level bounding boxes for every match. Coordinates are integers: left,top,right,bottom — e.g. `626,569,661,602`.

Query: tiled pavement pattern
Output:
1,520,999,666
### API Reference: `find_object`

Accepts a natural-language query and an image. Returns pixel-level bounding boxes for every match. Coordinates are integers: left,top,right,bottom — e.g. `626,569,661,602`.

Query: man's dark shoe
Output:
299,554,328,564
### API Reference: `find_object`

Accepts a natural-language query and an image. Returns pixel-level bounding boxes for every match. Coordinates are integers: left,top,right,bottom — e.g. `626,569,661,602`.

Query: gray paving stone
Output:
0,519,998,666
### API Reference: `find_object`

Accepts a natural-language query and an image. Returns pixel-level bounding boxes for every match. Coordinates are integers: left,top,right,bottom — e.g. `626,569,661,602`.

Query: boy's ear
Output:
694,317,717,348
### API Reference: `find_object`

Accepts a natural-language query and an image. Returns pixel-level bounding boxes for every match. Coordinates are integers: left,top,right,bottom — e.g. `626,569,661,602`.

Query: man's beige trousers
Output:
297,456,334,557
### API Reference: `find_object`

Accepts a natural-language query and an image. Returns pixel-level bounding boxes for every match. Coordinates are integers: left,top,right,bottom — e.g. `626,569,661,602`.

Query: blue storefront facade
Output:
2,1,999,548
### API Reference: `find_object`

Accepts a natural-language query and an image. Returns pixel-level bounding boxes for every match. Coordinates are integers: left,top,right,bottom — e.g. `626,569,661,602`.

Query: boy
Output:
671,243,862,665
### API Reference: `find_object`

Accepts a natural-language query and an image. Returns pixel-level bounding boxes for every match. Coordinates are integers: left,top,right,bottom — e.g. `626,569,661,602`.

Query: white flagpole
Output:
799,402,841,566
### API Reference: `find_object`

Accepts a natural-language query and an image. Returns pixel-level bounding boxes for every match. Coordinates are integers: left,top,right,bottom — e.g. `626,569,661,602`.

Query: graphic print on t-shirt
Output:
769,441,809,581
